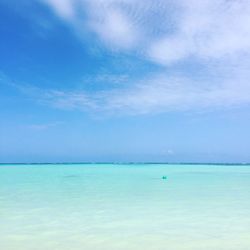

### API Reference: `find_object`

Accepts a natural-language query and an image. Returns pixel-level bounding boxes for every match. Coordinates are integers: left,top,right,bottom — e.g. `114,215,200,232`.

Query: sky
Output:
1,0,250,163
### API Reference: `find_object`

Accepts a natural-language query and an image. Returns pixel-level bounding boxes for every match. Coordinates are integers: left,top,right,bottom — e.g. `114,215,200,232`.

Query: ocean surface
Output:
0,164,250,250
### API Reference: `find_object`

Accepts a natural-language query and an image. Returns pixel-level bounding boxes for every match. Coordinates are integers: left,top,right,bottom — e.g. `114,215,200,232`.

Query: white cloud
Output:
28,122,62,131
2,65,250,115
41,0,142,50
102,74,250,114
19,1,250,114
21,70,249,115
40,90,98,110
88,7,139,49
149,0,250,64
42,0,76,20
40,0,250,63
149,35,192,64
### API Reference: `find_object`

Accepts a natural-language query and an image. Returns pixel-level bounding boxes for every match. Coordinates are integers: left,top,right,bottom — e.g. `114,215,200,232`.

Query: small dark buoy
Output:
162,176,167,180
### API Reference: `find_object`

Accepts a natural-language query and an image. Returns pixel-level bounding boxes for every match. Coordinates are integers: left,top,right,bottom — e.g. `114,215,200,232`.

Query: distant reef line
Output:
0,162,250,166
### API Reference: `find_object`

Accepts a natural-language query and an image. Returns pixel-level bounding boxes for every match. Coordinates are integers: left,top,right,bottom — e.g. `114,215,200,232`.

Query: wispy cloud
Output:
10,70,249,115
40,0,250,63
42,0,76,20
101,73,250,114
27,122,62,131
82,73,130,86
87,6,139,49
149,0,250,64
5,1,250,115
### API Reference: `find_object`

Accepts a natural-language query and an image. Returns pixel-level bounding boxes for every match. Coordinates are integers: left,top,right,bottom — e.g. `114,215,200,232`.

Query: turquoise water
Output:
0,164,250,250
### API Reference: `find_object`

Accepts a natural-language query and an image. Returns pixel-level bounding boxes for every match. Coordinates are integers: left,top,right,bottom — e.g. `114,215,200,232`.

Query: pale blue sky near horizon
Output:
1,0,250,163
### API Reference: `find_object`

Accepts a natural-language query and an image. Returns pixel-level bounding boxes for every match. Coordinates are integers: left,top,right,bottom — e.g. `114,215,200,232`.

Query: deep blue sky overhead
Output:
1,0,250,163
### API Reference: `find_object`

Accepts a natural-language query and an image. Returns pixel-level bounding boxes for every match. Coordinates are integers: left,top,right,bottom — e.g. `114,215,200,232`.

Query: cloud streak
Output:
15,71,249,115
27,122,62,131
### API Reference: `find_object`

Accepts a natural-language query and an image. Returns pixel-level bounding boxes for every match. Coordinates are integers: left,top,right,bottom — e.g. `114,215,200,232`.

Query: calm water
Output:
0,164,250,250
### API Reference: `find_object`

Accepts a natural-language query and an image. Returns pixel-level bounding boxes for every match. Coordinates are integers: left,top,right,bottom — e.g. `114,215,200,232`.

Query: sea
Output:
0,163,250,250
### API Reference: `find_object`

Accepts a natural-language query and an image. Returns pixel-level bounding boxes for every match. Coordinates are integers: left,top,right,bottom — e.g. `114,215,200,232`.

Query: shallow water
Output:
0,164,250,250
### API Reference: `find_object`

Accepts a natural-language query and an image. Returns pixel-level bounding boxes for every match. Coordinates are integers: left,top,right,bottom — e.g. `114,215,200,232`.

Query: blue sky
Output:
1,0,250,163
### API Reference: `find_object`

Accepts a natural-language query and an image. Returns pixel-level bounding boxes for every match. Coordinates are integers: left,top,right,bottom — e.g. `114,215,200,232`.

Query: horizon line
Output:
0,162,250,166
